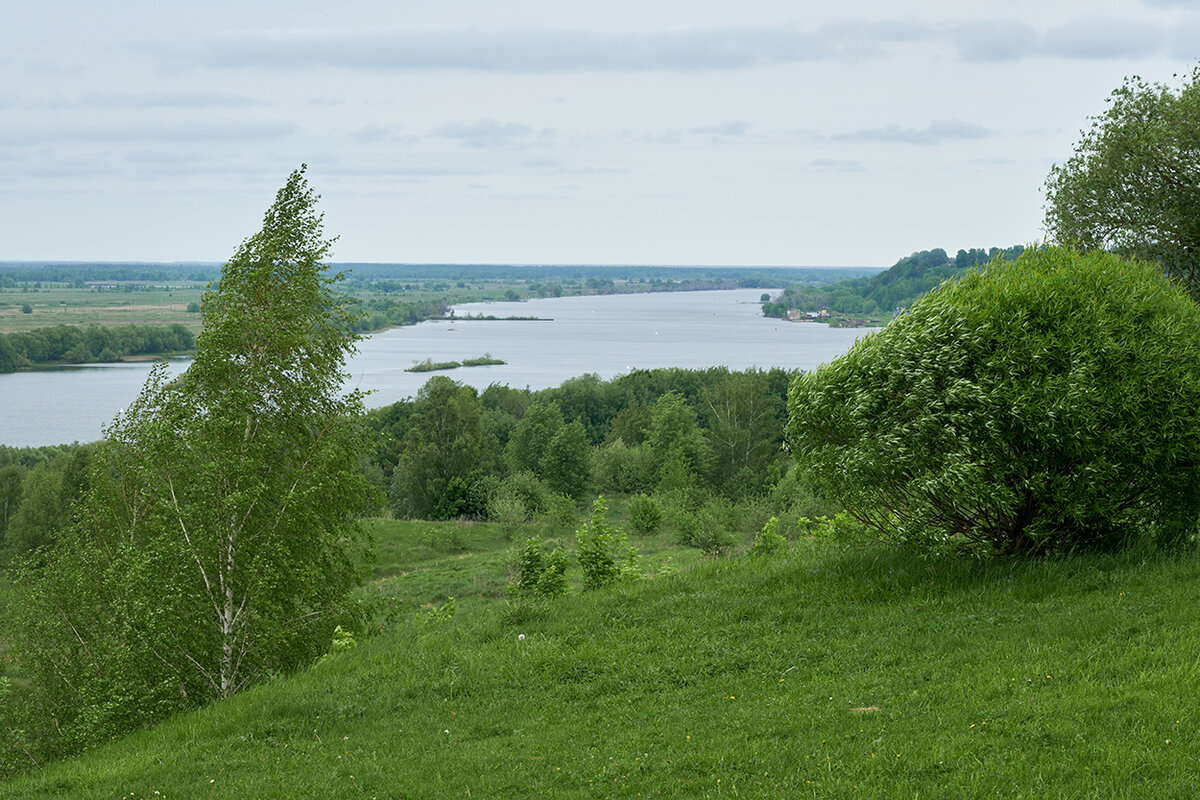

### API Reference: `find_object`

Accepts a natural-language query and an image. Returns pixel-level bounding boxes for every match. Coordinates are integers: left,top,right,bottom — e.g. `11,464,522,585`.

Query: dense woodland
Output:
0,324,194,372
762,245,1026,319
0,365,833,571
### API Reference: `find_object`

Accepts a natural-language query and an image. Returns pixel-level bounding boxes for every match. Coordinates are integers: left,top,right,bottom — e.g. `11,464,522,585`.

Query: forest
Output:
761,244,1026,320
0,323,194,372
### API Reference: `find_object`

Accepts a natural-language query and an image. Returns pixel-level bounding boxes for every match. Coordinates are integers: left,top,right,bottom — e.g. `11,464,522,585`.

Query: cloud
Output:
952,20,1040,63
144,18,1183,74
688,121,751,137
808,158,865,172
431,117,537,148
953,17,1170,63
77,91,262,109
153,23,941,73
1041,18,1164,59
835,119,991,145
0,120,296,146
1169,22,1200,59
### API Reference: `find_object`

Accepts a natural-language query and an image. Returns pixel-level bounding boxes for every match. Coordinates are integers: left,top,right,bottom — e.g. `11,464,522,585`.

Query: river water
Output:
0,289,876,447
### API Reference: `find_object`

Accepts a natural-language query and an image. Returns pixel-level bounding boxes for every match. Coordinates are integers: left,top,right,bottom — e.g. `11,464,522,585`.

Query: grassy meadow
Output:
4,506,1199,798
0,285,208,334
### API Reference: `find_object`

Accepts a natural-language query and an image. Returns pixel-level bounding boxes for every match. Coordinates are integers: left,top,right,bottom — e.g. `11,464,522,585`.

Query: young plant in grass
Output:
575,496,639,588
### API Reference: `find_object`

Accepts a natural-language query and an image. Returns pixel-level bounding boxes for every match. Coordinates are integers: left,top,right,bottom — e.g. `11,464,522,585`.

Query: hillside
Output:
5,519,1198,798
762,245,1026,321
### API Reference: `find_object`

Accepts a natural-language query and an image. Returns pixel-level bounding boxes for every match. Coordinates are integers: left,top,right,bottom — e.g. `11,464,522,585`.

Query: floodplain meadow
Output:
6,512,1200,798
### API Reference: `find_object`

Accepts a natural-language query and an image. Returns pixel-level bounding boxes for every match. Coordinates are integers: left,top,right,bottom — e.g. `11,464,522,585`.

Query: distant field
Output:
0,262,878,336
0,285,206,334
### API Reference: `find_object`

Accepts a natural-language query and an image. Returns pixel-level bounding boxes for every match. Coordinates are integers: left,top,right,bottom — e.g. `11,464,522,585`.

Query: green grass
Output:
6,525,1200,797
0,285,207,334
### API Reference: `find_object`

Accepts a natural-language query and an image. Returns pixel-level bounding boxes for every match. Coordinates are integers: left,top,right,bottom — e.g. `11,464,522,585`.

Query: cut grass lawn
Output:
5,523,1200,797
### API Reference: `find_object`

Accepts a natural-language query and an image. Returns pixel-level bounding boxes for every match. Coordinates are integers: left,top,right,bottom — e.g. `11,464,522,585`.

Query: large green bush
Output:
786,247,1200,556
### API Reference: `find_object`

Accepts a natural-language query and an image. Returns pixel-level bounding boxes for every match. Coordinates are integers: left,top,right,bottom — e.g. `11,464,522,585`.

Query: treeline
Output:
0,324,194,372
762,245,1026,318
337,263,879,285
364,367,837,549
0,263,218,285
2,261,881,290
0,444,93,565
347,297,452,332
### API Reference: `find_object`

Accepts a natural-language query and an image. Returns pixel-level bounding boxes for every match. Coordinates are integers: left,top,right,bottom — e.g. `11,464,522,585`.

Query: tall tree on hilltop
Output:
9,167,373,749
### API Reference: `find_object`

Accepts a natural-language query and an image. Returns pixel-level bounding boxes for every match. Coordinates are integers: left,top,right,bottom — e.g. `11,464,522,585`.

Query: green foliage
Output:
515,536,548,595
692,500,738,556
322,625,358,660
5,166,373,754
393,377,488,519
750,516,788,557
626,493,662,536
763,246,1025,319
417,596,457,626
2,462,63,562
505,400,564,475
512,536,567,600
699,370,783,498
499,471,552,518
592,440,655,494
1045,66,1200,298
540,420,592,498
0,464,22,544
787,247,1200,556
513,537,569,600
536,547,570,598
488,488,527,541
0,323,194,372
646,392,711,490
574,496,634,589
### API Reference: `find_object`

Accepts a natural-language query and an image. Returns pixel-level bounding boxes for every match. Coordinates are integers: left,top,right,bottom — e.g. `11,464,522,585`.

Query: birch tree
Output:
10,167,373,747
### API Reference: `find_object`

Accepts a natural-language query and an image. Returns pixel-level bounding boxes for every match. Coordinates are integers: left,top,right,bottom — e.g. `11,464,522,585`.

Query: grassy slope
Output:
6,527,1200,798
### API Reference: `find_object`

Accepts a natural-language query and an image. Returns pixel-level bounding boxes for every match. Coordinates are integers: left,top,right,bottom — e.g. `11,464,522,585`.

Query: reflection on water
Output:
0,289,877,447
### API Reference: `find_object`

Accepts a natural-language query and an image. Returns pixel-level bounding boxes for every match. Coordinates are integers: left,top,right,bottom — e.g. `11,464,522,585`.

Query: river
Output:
0,289,877,447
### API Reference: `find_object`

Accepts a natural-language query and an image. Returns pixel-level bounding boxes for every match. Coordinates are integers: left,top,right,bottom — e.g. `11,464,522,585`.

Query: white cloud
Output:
835,119,991,146
431,118,538,148
0,120,297,147
1042,18,1164,58
151,24,918,73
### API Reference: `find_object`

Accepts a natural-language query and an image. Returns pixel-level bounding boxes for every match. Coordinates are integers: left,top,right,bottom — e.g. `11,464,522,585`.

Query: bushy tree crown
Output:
786,247,1200,556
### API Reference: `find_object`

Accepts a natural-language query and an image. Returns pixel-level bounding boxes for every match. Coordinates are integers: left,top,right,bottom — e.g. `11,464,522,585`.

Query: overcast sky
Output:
3,0,1198,267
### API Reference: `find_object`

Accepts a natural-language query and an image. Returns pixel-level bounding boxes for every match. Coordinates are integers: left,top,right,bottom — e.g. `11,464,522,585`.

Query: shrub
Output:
593,441,656,494
575,496,634,589
514,536,571,600
627,493,662,536
535,547,570,599
502,471,553,517
750,516,788,557
489,488,527,541
786,247,1200,556
692,501,737,556
515,536,546,594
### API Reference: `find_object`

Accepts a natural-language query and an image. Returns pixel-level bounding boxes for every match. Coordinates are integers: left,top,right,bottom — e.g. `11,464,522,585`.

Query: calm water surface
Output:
0,289,876,447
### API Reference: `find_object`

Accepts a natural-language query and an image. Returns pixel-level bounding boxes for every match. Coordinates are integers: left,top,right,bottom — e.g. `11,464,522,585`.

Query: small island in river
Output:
406,355,507,373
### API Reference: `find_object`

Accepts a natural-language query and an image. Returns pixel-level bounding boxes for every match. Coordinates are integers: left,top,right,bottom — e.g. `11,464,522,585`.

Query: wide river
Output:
0,289,877,447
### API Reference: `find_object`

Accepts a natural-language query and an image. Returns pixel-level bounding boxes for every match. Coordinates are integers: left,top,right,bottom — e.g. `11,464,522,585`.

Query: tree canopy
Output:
1044,66,1200,298
8,166,373,749
787,247,1200,556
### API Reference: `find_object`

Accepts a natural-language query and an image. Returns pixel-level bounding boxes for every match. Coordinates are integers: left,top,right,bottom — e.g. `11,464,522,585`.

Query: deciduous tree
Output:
787,248,1200,556
9,167,373,748
1045,66,1200,297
